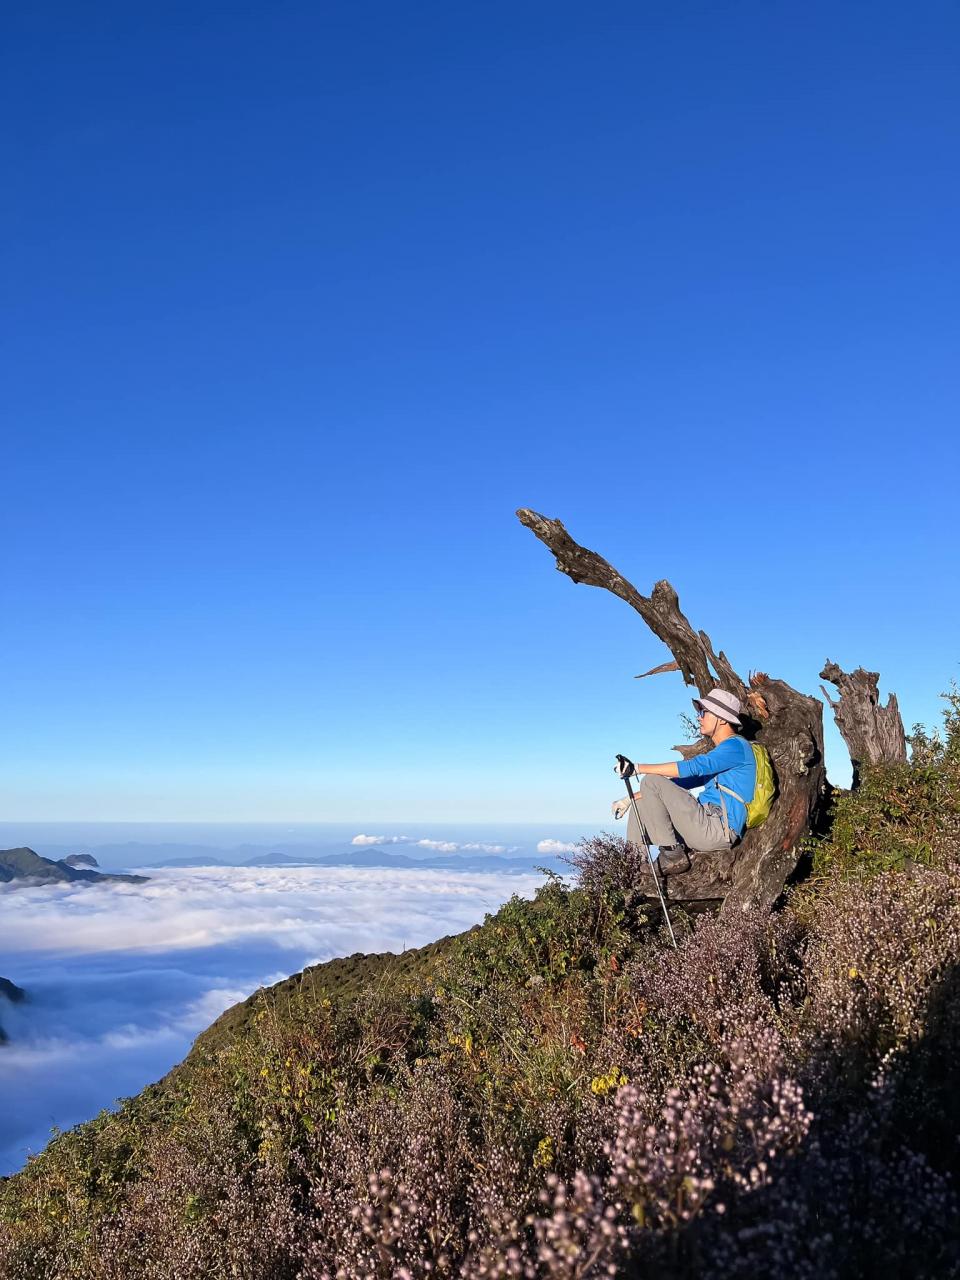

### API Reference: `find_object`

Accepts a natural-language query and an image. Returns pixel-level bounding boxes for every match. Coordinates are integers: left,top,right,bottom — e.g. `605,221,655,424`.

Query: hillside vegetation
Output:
2,697,960,1278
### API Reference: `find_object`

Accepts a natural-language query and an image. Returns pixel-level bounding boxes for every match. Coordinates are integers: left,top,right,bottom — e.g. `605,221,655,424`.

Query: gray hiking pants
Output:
626,774,733,853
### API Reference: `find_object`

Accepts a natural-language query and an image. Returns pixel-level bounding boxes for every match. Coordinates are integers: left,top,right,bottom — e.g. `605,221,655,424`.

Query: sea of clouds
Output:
0,864,545,1176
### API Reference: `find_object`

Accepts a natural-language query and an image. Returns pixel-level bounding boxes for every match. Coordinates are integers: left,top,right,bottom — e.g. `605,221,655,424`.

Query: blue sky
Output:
3,1,958,822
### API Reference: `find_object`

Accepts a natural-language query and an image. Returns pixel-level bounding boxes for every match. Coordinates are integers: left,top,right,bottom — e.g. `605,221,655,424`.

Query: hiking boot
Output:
657,845,691,874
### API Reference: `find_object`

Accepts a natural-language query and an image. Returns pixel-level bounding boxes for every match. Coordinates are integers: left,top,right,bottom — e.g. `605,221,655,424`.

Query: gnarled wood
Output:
518,509,829,913
820,661,907,787
516,509,745,698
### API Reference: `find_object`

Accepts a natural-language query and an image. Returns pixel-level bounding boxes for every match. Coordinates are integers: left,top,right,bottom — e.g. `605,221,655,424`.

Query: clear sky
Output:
3,2,958,823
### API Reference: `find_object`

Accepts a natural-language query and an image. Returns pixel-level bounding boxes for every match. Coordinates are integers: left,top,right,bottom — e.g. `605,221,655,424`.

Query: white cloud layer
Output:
537,839,578,854
351,834,512,854
0,865,542,1176
351,834,413,845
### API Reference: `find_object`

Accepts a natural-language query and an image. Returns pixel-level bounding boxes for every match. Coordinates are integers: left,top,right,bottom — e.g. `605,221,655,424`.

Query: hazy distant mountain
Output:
89,842,342,869
151,855,231,868
242,852,320,867
152,852,317,868
143,846,562,875
316,849,421,869
60,854,99,869
0,848,148,886
314,848,563,875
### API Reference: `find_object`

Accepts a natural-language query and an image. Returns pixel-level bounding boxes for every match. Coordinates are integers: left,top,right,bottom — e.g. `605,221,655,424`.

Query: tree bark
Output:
820,661,907,787
517,510,830,913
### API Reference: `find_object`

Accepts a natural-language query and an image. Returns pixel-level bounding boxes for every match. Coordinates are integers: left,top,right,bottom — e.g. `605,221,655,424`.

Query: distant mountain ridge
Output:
147,846,565,875
150,854,231,868
0,848,148,886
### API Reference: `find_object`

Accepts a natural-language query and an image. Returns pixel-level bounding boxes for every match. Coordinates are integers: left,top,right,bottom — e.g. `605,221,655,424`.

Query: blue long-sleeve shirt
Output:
676,736,756,837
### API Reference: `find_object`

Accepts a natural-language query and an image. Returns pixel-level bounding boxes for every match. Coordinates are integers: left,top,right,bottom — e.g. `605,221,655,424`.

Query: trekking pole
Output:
617,758,678,950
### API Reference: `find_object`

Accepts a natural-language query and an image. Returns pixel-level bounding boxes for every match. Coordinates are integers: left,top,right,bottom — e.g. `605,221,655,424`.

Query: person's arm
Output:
676,739,739,783
629,761,680,778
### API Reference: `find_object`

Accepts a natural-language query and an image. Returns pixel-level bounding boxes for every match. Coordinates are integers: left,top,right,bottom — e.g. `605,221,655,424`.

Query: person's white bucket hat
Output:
692,687,742,727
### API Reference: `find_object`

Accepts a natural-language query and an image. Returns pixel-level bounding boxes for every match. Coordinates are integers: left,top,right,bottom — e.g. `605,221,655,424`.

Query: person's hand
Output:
611,797,631,820
614,755,635,779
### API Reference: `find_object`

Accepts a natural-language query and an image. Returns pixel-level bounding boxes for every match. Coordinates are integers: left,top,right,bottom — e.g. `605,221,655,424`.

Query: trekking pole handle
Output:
615,754,636,780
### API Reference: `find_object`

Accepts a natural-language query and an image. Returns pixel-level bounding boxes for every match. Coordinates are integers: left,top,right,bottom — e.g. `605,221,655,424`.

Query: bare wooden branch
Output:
516,509,746,699
672,740,713,761
820,661,907,786
635,660,681,680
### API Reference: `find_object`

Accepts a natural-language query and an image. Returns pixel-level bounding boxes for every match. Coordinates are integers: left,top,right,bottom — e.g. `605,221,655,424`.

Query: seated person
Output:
611,688,756,873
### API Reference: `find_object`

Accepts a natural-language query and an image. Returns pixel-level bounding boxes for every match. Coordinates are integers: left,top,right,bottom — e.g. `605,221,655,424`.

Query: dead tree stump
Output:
517,509,831,913
820,661,907,787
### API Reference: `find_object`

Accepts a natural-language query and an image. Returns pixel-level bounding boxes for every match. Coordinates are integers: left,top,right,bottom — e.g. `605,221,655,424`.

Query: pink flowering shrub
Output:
607,1028,811,1230
797,861,960,1100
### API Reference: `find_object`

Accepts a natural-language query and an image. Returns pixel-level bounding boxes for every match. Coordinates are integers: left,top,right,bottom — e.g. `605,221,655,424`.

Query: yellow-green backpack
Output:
718,743,776,829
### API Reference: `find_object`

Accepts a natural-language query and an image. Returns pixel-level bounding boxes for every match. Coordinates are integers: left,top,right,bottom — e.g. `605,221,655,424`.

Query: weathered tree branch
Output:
820,661,907,787
516,509,746,699
518,509,829,914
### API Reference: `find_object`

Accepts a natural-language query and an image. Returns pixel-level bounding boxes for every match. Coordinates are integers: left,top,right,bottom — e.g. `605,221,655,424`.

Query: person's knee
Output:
641,773,669,795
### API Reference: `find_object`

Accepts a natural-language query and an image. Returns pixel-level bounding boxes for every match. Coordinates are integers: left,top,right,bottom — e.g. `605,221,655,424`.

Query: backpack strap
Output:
717,783,747,806
717,786,732,845
715,739,753,843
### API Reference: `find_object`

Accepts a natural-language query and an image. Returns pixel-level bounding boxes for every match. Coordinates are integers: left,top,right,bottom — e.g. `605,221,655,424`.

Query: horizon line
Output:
0,818,600,827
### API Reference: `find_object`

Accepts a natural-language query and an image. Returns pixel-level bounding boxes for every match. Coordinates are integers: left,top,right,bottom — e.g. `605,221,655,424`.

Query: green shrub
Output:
811,686,960,880
445,869,641,994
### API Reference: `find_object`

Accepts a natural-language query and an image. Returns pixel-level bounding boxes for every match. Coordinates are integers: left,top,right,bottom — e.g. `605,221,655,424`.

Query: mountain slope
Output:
0,847,148,886
4,834,960,1276
0,977,26,1045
